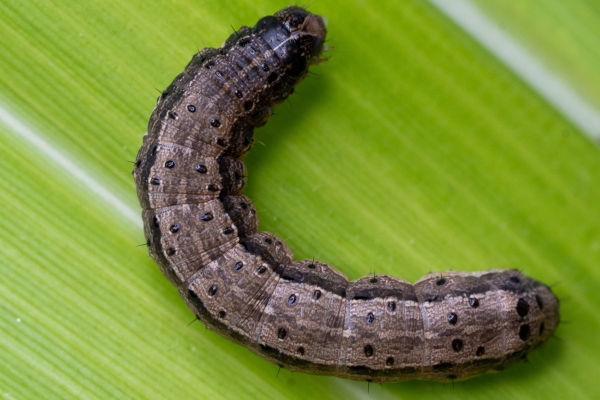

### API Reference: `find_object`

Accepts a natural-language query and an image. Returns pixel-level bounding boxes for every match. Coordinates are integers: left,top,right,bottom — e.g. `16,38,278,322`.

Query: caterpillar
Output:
133,6,560,383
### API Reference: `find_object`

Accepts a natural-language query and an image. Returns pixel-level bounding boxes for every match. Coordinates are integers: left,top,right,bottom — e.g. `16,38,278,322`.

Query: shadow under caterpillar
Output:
133,6,559,383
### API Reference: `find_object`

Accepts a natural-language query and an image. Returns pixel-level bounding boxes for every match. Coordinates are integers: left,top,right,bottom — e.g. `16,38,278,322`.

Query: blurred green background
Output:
1,0,599,399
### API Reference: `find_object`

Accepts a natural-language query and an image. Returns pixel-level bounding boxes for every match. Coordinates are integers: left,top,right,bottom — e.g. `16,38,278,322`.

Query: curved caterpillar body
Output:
133,7,559,383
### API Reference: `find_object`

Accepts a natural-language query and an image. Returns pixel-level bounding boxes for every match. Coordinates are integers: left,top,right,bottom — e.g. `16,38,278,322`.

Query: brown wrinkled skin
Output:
133,7,560,383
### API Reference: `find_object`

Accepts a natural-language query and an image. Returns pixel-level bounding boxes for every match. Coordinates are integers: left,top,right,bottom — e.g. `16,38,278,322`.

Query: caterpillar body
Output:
133,6,560,383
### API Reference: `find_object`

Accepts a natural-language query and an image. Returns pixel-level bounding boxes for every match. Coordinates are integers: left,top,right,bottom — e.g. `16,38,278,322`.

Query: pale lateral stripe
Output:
0,103,142,228
429,0,600,142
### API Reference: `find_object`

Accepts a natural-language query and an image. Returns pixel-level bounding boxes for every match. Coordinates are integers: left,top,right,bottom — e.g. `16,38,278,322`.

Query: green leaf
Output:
1,1,599,399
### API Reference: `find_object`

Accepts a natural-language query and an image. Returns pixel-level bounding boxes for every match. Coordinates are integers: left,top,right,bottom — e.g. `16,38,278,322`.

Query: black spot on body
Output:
365,312,375,324
287,294,297,306
436,278,447,285
313,290,321,300
169,224,180,233
448,312,458,325
277,327,287,340
206,184,219,192
476,346,485,356
364,345,373,357
168,111,178,119
195,164,208,173
387,301,396,312
208,285,218,296
150,177,161,185
536,294,544,310
297,347,305,355
222,227,234,234
257,265,267,274
200,212,213,221
386,357,394,367
516,298,530,317
452,339,463,352
218,310,226,318
210,118,221,127
469,297,480,308
519,324,531,341
164,160,175,169
233,261,243,271
166,248,176,256
187,104,196,112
